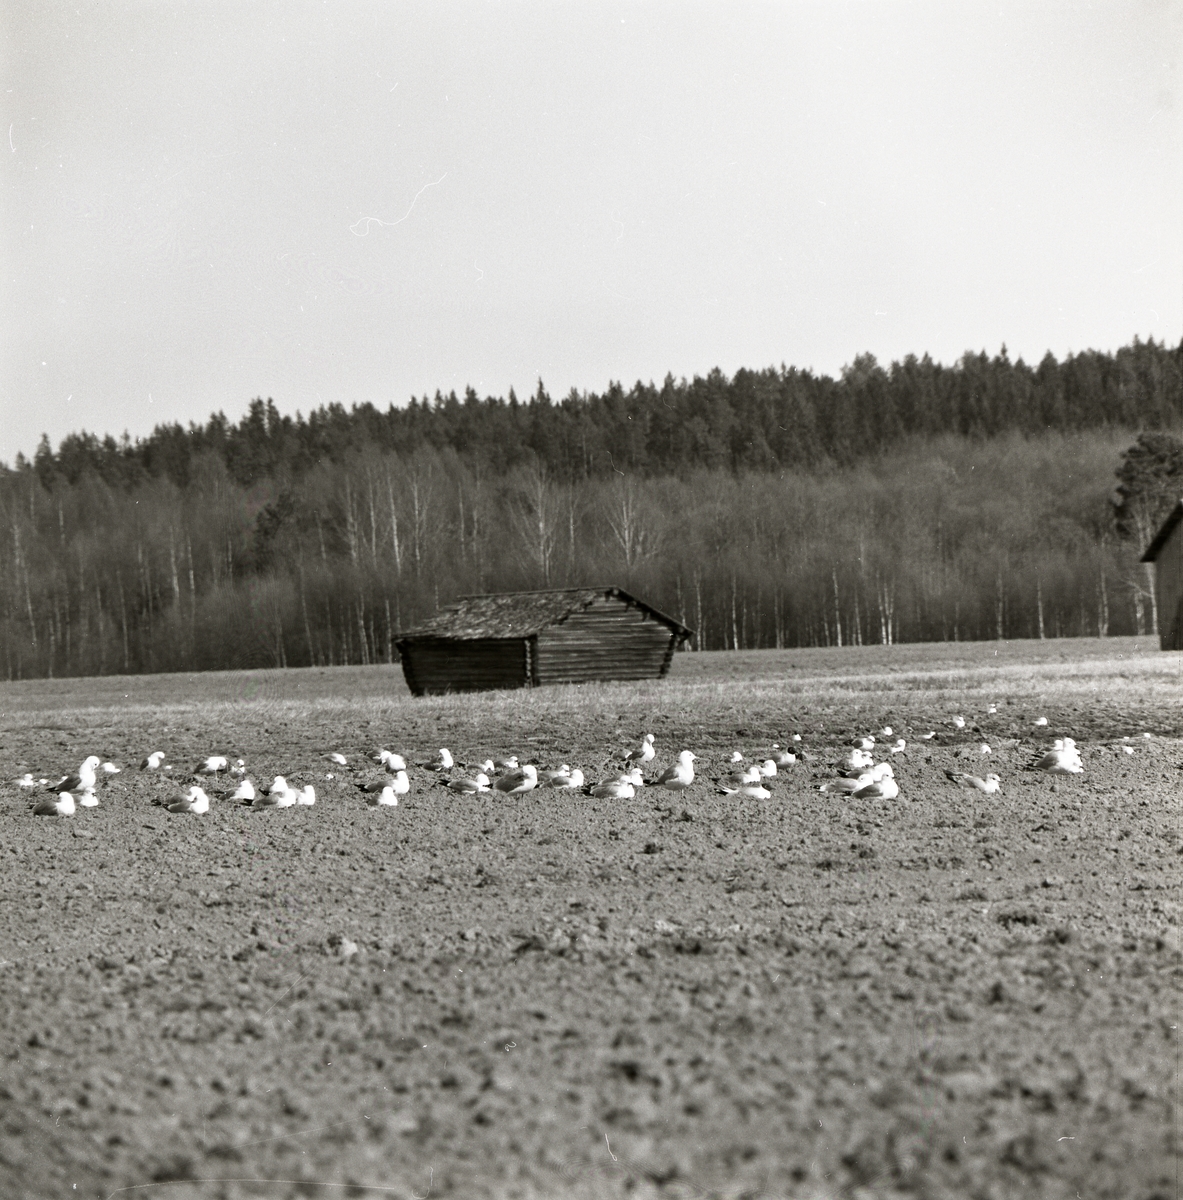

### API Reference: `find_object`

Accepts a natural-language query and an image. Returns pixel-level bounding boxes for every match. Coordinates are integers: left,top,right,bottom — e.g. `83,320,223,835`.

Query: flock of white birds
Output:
12,709,1112,819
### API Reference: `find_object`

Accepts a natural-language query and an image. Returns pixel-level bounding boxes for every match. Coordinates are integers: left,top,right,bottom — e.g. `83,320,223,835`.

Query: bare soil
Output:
0,643,1179,1200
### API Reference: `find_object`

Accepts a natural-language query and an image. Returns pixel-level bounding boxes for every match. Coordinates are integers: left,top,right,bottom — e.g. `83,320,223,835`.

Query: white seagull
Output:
382,752,408,773
652,751,696,791
49,756,101,794
100,761,121,776
853,736,876,752
367,785,399,807
16,773,36,788
842,749,874,773
33,792,75,816
820,773,875,794
729,750,744,763
228,778,256,802
853,776,900,800
328,753,348,766
952,715,966,729
446,773,491,794
889,739,907,754
194,756,229,777
78,789,99,807
1034,717,1048,727
493,755,520,772
546,767,585,790
494,765,539,795
1030,738,1083,774
422,749,453,771
167,786,210,814
719,781,772,799
140,751,165,771
625,734,656,765
771,747,796,767
879,726,894,737
588,778,636,800
757,759,777,777
946,771,1001,794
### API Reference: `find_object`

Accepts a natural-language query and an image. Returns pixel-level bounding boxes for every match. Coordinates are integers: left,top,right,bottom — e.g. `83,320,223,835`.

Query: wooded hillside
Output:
3,338,1181,678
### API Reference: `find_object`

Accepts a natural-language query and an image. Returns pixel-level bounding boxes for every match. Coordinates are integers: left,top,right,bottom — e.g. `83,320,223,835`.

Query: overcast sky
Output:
2,1,1179,466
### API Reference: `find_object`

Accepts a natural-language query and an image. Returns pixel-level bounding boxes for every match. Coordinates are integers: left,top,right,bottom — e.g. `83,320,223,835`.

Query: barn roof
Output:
1140,499,1183,562
396,586,694,642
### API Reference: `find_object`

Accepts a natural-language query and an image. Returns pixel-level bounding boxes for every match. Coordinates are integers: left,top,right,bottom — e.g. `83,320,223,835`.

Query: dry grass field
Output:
0,637,1179,1200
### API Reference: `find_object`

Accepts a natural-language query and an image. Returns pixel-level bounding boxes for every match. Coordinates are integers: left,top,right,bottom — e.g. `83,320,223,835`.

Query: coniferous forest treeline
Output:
3,338,1182,679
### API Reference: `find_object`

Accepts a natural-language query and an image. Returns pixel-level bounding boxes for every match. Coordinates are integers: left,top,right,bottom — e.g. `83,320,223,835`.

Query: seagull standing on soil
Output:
625,735,656,766
946,771,1001,794
651,751,696,791
140,752,165,771
48,756,101,795
32,792,75,816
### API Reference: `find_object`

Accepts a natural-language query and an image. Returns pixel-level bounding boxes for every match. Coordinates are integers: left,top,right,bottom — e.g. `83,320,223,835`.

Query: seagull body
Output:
1030,738,1082,774
729,750,744,764
228,778,256,802
267,776,289,795
952,716,966,729
723,765,763,786
194,756,229,776
229,759,247,777
383,753,408,773
140,751,165,771
367,785,399,806
979,744,992,755
49,756,101,794
493,755,520,772
820,774,874,794
33,792,75,816
16,773,36,788
494,765,539,794
328,753,348,766
538,765,573,784
842,749,874,773
546,767,585,790
867,762,895,782
446,774,491,794
879,726,893,738
167,786,210,814
757,759,777,777
296,785,316,806
946,771,1001,794
772,749,796,767
1034,717,1048,727
78,789,99,807
652,751,696,791
889,739,906,754
588,778,636,800
720,782,772,799
853,736,875,752
854,776,900,800
921,731,937,740
100,761,121,776
625,734,656,765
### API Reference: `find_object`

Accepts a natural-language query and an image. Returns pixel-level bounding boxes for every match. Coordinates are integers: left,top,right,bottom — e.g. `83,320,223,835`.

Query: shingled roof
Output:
397,587,693,642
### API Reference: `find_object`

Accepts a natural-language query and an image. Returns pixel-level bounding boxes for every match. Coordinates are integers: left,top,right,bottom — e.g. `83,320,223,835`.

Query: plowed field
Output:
1,637,1178,1200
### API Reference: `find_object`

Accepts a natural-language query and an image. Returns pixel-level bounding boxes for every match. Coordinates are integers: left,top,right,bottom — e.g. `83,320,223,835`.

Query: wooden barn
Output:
395,586,694,695
1141,499,1183,650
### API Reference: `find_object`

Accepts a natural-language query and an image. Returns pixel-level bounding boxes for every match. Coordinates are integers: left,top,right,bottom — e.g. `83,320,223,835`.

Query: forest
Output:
3,337,1182,679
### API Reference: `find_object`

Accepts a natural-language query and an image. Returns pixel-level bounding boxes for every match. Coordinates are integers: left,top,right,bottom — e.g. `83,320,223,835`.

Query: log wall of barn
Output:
1155,526,1183,650
534,595,675,684
399,638,529,695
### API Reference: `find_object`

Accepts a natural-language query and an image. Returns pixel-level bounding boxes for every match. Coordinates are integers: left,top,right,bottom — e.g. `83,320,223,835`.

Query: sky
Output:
2,0,1180,466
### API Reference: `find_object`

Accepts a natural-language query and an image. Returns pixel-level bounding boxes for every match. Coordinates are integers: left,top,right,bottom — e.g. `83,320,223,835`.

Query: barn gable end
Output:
1141,500,1183,651
395,587,693,695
